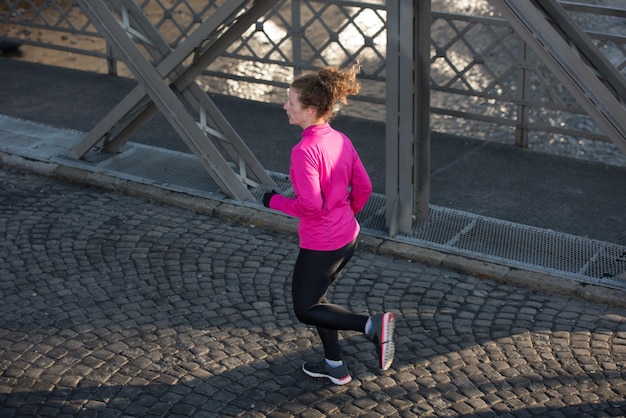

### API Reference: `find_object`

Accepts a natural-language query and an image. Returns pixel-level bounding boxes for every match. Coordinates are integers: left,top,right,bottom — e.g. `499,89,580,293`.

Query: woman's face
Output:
283,88,312,129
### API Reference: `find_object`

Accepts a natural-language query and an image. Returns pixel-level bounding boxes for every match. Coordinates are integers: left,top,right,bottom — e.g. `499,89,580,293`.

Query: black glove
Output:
263,190,278,208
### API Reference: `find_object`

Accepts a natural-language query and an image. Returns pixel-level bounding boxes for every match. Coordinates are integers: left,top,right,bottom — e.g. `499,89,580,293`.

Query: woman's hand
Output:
263,190,278,208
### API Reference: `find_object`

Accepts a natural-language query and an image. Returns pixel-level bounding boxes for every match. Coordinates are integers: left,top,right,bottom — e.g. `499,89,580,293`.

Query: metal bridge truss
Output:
1,0,625,227
387,0,626,234
494,0,626,156
2,1,624,150
70,0,278,201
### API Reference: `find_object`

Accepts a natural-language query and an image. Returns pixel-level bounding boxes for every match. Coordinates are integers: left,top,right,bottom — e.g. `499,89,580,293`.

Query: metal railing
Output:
1,0,625,158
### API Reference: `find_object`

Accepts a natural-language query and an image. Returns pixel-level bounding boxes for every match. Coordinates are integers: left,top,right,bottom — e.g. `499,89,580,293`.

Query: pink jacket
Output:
270,123,372,251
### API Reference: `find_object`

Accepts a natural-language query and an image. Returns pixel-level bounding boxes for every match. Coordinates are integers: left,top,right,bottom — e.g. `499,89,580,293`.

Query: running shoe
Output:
302,360,352,385
367,312,395,370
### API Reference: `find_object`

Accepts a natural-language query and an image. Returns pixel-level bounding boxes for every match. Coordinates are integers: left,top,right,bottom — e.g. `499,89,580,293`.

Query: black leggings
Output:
292,238,368,361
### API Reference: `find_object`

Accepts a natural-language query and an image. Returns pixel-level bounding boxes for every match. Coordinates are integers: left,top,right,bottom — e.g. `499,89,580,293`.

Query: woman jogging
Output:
262,64,395,385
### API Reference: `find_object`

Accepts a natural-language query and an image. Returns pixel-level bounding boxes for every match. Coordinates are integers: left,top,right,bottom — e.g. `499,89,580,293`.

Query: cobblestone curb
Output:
2,151,625,309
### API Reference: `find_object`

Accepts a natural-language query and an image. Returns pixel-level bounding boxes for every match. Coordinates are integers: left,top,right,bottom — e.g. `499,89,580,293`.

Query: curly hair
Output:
291,64,361,121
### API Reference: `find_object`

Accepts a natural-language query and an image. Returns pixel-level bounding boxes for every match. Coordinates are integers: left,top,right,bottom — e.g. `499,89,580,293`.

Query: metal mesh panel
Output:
82,145,223,196
76,143,626,290
356,198,626,290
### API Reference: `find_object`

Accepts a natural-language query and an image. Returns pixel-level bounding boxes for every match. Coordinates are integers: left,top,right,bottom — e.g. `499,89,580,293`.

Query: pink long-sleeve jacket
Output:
269,123,372,251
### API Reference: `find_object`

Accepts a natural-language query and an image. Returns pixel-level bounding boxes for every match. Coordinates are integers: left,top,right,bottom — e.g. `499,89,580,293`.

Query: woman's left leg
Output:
292,239,368,360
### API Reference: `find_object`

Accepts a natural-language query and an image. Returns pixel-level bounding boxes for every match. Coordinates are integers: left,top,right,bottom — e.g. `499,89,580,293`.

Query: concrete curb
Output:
3,151,625,309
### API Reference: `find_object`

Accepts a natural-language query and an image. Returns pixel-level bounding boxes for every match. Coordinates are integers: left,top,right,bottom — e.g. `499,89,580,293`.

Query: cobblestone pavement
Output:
1,167,625,418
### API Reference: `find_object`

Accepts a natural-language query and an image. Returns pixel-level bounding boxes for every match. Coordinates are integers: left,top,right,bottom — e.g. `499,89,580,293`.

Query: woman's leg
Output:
292,239,368,360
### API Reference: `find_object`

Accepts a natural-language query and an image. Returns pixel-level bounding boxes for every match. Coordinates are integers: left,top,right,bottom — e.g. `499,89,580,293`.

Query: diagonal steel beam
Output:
493,0,626,155
66,1,247,160
71,0,279,194
75,0,261,200
78,0,276,188
104,0,277,187
539,0,626,101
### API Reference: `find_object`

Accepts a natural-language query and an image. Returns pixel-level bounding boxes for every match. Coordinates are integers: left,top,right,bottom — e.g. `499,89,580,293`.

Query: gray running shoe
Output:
367,312,395,370
302,360,352,385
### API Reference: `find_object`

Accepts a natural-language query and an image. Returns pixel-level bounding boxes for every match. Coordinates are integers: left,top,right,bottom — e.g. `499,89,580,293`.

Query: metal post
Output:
516,42,530,148
106,42,117,76
385,0,431,236
414,0,431,223
292,0,302,76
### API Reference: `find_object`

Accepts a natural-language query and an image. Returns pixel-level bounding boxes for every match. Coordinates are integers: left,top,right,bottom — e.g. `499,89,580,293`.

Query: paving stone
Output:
0,168,625,417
